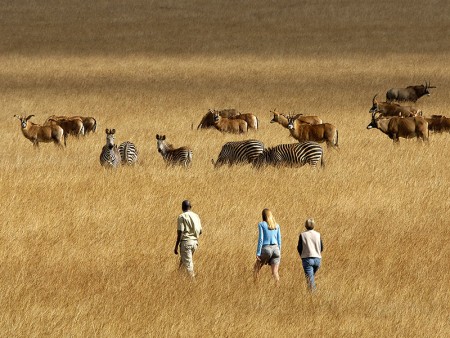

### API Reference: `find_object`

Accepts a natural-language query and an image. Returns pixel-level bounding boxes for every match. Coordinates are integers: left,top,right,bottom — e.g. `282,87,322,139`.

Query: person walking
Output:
297,218,323,291
254,208,281,284
174,200,202,279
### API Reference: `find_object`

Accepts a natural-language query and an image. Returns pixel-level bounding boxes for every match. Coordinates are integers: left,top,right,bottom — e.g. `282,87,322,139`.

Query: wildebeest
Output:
369,95,421,117
287,116,338,149
212,111,248,134
366,112,429,143
14,114,65,147
424,115,450,133
197,109,240,129
386,82,436,103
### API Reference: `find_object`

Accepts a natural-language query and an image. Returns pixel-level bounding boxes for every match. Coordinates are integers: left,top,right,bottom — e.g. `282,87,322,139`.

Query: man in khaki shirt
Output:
174,200,202,279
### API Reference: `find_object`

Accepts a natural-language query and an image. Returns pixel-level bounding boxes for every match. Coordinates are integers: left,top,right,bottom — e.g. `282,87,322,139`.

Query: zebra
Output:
156,134,192,167
212,139,264,167
100,128,121,168
118,141,138,165
253,141,324,169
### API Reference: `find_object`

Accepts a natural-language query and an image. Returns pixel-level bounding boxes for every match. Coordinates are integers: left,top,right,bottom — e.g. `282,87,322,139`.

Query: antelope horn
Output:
372,94,378,103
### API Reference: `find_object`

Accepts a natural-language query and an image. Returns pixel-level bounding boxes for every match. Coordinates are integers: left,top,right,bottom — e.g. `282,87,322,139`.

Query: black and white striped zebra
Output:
156,134,192,167
100,128,121,168
253,141,324,168
119,141,138,165
212,139,264,167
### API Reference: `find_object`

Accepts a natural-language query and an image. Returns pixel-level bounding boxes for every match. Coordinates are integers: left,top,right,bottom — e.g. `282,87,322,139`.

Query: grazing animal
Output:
212,139,265,167
253,141,324,169
156,134,192,167
118,141,138,165
197,109,240,129
44,117,85,137
386,82,436,103
230,113,259,130
424,115,450,133
212,111,248,134
14,114,65,147
270,110,322,127
48,115,97,135
369,95,421,117
287,116,338,149
366,112,429,143
100,129,121,168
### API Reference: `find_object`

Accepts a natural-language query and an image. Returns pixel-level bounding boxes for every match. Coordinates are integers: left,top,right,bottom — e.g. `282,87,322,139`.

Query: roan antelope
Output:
287,116,338,149
370,94,421,118
14,114,65,147
366,112,429,143
386,81,436,103
212,111,248,134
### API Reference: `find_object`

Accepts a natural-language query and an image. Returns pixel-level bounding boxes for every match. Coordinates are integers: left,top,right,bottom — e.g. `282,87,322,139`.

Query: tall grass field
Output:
1,0,449,336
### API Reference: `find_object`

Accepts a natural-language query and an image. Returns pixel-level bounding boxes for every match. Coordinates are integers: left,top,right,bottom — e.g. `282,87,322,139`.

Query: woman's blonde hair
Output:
262,209,277,230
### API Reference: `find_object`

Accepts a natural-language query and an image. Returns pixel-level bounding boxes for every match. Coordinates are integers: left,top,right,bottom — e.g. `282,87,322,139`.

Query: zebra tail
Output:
63,132,67,146
321,153,325,169
335,129,339,147
93,118,97,132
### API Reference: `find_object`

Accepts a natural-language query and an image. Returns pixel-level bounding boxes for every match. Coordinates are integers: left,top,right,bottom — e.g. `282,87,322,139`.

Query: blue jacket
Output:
256,221,281,256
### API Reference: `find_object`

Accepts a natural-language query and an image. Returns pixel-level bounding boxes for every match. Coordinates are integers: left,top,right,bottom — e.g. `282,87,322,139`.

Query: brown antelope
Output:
48,115,97,134
230,113,259,130
14,115,65,147
212,111,248,133
44,116,84,137
386,81,436,103
370,94,421,117
424,115,450,133
197,109,240,129
367,112,429,143
287,116,338,149
270,110,322,128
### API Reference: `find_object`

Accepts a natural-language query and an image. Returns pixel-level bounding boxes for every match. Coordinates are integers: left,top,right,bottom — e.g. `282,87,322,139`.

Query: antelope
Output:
14,115,65,147
424,115,450,133
230,113,259,130
48,115,97,134
366,112,429,143
212,111,248,134
270,110,322,128
197,109,240,129
369,95,421,117
386,81,436,103
287,116,338,149
44,116,84,137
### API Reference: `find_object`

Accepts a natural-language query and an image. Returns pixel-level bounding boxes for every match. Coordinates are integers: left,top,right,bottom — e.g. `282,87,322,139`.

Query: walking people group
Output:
173,201,323,291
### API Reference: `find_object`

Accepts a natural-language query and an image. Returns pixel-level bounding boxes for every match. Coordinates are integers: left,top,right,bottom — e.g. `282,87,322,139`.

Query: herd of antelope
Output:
13,82,449,169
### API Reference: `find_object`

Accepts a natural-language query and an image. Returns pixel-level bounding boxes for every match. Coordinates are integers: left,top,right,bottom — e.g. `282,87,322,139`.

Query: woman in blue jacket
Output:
254,208,282,284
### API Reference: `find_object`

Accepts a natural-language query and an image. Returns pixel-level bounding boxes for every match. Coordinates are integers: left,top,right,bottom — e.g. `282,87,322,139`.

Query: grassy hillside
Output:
1,1,449,336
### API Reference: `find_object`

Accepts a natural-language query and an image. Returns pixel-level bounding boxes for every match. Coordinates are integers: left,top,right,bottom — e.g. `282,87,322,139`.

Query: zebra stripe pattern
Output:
100,129,121,168
214,139,264,167
119,141,138,165
253,141,324,168
156,134,192,167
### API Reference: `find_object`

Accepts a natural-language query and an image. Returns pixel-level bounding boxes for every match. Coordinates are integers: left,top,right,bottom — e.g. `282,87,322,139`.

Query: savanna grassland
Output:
1,0,449,336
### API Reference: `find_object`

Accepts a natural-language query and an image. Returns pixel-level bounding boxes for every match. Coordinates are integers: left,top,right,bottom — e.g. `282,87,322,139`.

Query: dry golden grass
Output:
1,0,449,336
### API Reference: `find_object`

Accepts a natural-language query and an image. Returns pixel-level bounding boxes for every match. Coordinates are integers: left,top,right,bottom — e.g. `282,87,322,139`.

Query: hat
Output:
182,200,191,211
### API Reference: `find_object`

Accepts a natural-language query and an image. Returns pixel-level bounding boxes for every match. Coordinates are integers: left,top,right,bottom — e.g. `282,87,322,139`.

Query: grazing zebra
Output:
100,128,121,168
253,141,324,169
156,134,192,167
212,139,264,167
119,141,138,165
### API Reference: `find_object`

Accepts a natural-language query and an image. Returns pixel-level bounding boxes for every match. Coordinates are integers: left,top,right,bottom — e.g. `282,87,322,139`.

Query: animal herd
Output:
13,82,449,170
367,82,448,143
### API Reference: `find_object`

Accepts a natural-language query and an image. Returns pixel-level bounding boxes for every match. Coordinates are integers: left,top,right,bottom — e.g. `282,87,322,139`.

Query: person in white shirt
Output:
297,218,323,290
174,200,202,279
